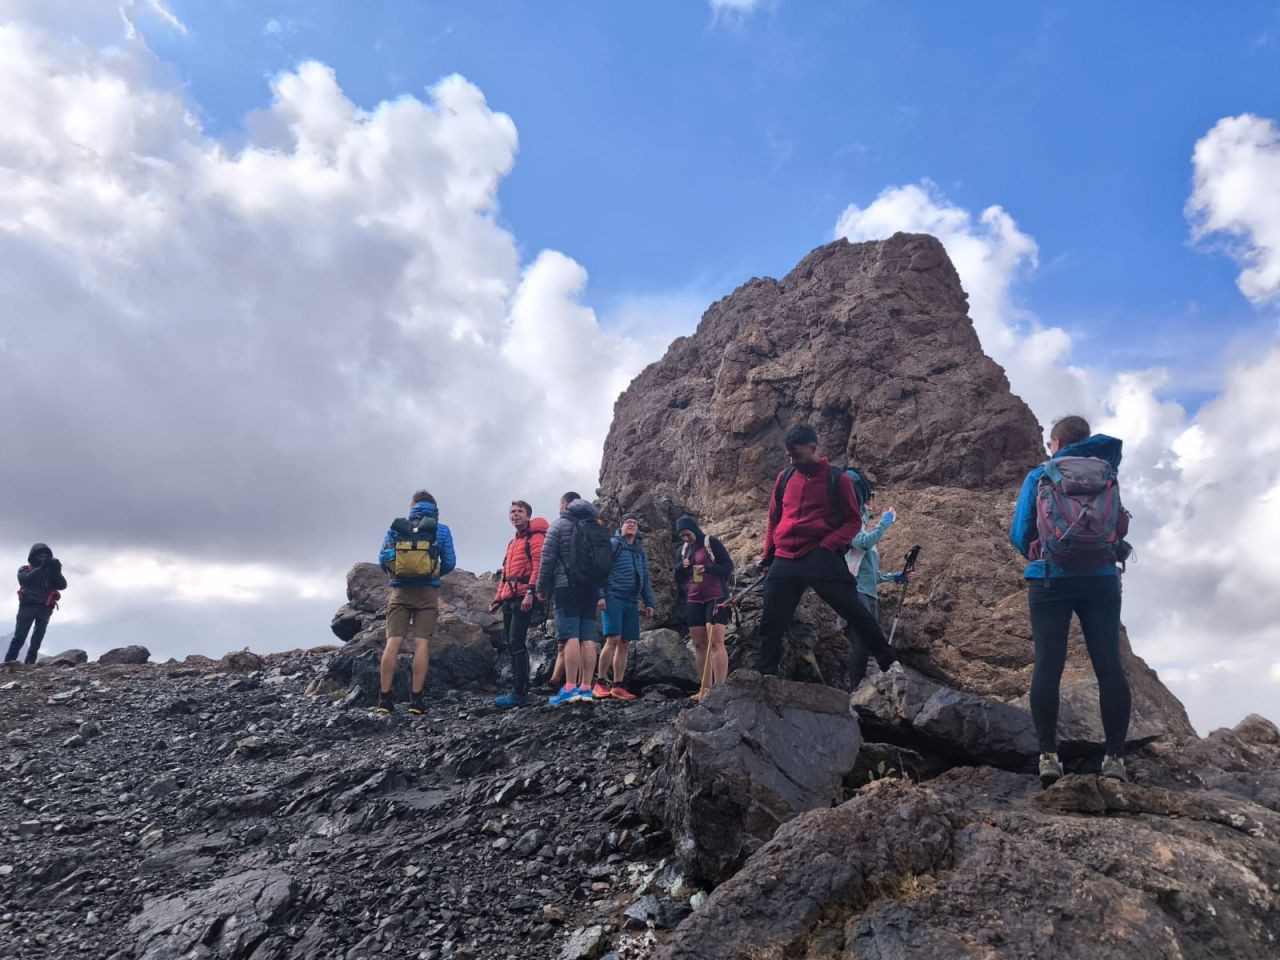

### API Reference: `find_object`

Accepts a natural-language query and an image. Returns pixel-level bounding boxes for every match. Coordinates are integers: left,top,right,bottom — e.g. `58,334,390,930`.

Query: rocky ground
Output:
0,651,695,960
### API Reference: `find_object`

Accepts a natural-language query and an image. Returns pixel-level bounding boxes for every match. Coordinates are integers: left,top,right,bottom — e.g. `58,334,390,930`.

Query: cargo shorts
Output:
386,585,440,640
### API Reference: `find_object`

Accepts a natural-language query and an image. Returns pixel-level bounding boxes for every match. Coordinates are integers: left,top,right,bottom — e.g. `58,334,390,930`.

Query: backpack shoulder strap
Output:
772,467,796,524
827,466,846,525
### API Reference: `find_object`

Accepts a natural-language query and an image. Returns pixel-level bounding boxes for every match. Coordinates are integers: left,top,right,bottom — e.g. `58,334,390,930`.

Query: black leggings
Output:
1028,576,1131,755
5,606,52,664
502,601,540,698
757,549,894,679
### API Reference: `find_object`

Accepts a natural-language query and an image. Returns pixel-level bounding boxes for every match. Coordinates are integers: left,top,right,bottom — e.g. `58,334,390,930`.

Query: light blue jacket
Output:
379,500,457,588
845,509,899,598
1010,434,1123,579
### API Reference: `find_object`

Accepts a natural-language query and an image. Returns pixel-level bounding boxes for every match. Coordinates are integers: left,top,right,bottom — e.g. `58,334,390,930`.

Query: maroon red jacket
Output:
762,458,863,560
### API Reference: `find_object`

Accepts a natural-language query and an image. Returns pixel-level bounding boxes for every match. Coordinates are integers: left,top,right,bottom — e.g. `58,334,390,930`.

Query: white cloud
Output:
1188,114,1280,304
836,177,1280,733
0,7,655,653
709,0,774,23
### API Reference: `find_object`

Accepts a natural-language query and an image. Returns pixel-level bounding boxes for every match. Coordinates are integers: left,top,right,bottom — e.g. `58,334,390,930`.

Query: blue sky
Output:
150,0,1279,383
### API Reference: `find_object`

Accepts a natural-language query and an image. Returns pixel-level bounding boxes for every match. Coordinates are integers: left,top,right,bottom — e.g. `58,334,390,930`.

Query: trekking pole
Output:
886,545,922,647
714,575,767,614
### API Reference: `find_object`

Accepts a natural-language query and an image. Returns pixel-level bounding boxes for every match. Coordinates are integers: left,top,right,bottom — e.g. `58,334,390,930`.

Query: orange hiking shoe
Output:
591,682,613,699
610,684,636,701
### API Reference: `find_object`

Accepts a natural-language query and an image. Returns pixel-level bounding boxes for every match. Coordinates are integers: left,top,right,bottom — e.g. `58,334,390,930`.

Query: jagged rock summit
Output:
599,232,1194,746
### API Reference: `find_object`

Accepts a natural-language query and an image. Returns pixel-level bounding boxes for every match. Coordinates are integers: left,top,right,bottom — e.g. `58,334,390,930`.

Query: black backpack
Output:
567,518,615,590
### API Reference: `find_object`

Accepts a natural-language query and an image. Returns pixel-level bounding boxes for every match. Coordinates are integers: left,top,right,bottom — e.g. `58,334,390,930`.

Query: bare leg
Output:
563,638,582,689
551,647,565,688
707,622,729,686
411,635,429,693
581,641,599,690
689,626,708,693
380,637,404,694
599,637,619,683
613,640,630,685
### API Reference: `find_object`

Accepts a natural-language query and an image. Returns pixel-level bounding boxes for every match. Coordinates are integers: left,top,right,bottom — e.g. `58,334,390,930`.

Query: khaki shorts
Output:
386,585,440,640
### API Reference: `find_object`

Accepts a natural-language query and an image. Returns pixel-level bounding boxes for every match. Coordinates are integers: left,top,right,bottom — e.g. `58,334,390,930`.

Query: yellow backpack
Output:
388,516,442,579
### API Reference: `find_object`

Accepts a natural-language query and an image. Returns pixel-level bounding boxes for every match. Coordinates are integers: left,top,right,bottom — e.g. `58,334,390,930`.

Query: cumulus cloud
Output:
0,8,654,656
837,178,1280,733
1188,114,1280,304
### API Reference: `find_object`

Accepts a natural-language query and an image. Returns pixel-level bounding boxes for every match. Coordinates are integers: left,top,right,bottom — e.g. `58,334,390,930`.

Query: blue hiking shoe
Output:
573,686,594,703
495,693,531,708
548,685,577,706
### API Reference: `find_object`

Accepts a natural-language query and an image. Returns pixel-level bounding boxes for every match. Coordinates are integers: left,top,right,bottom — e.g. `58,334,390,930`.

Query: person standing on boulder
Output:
674,516,733,698
536,492,606,705
376,491,456,715
594,514,656,701
489,500,548,708
1011,415,1133,787
841,471,909,689
755,425,896,681
4,544,67,665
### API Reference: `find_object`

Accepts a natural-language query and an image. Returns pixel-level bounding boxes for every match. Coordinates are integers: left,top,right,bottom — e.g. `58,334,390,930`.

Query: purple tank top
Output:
685,544,726,603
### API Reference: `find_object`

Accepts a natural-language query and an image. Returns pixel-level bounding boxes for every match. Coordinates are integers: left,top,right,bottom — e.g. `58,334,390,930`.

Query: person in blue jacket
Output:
592,514,656,701
841,474,909,688
1010,415,1131,787
376,491,456,715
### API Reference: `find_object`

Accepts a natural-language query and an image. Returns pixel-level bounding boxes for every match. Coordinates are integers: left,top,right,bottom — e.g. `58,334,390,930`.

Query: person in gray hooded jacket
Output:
536,492,603,704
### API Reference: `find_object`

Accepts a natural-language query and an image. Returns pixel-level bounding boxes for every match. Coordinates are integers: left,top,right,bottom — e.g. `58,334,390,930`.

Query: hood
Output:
675,515,705,546
1055,434,1123,470
520,517,549,537
409,501,439,521
565,499,600,521
28,543,51,564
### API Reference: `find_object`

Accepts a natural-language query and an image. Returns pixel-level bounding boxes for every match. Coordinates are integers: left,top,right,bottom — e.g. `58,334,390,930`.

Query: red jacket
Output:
762,459,863,560
493,518,548,604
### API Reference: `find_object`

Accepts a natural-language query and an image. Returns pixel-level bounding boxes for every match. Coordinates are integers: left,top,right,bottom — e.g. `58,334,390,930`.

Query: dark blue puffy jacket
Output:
605,534,656,607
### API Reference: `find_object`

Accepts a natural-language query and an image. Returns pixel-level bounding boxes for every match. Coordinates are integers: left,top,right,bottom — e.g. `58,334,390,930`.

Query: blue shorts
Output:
553,587,599,645
601,598,640,643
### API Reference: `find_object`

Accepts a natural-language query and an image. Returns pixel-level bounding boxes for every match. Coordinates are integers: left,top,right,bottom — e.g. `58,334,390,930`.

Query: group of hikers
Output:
373,415,1137,786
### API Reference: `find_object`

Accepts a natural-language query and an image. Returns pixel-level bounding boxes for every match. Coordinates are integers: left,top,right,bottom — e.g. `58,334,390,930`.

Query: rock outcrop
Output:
97,645,151,665
597,232,1194,751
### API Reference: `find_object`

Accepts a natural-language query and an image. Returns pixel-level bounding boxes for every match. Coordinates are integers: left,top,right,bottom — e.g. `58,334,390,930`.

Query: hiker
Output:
376,491,456,715
489,500,548,708
755,424,897,680
1011,415,1133,787
4,544,67,665
536,492,612,705
594,514,656,701
841,470,910,689
674,515,734,697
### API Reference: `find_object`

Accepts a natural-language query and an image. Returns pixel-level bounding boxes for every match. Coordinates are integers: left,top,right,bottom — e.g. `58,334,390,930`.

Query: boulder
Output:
628,629,700,692
596,232,1195,742
129,867,297,960
218,649,264,673
329,603,364,642
645,670,862,886
97,645,151,665
37,649,87,666
346,561,390,613
656,768,1280,960
329,617,498,705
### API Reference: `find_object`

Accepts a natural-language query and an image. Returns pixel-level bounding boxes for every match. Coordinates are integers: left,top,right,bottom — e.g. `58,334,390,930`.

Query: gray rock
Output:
129,867,297,960
628,629,699,692
98,645,151,665
345,562,390,614
559,924,607,960
646,670,861,886
38,649,87,666
145,777,178,798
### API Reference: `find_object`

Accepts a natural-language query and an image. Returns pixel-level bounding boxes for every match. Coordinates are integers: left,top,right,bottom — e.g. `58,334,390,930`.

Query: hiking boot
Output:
375,691,395,715
574,686,594,703
610,684,636,702
548,685,577,706
495,693,531,708
407,690,426,716
591,682,612,699
1100,754,1129,783
1038,753,1064,789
